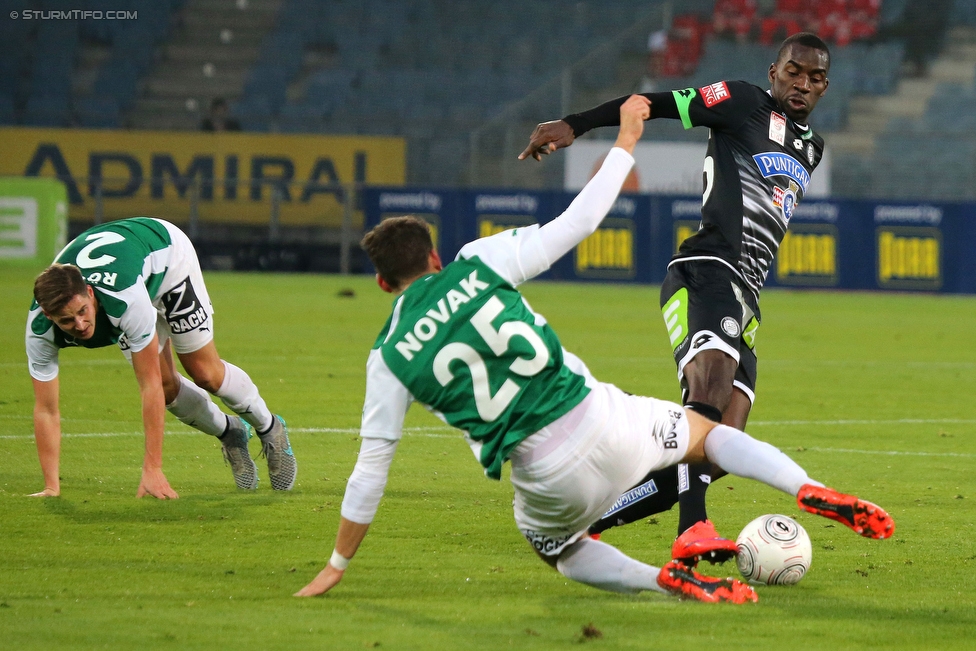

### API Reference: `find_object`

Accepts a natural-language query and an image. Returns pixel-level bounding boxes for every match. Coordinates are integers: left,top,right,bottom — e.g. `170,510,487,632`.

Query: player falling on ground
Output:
296,97,892,604
26,217,297,498
519,33,833,565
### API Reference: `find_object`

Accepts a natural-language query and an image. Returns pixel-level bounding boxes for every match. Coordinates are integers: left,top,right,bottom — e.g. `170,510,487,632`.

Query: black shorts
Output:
659,258,761,404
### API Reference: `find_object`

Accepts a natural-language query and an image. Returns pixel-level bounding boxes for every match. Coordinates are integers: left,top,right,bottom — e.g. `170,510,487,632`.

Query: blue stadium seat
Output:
29,53,74,100
278,102,325,133
260,31,305,78
0,93,16,124
23,94,71,127
74,96,121,128
955,0,976,25
243,65,289,111
233,95,273,132
94,59,139,110
112,26,158,73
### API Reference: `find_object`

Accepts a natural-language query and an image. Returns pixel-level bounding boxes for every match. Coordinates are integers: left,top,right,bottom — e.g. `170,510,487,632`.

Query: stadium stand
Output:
829,1,976,199
4,0,975,199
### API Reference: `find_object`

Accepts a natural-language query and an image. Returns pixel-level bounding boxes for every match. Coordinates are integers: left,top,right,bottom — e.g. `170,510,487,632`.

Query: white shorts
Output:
120,221,214,360
509,382,689,556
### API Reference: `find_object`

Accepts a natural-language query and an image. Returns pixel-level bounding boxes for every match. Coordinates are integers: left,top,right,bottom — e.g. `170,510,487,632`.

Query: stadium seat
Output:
74,96,121,129
94,60,140,111
23,94,71,127
277,102,325,133
243,65,289,112
0,93,16,124
260,31,306,78
953,0,976,25
233,95,274,132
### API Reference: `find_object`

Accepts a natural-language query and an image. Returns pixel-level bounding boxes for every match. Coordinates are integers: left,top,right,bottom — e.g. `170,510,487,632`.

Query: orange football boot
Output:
657,561,758,604
671,520,739,565
796,484,895,539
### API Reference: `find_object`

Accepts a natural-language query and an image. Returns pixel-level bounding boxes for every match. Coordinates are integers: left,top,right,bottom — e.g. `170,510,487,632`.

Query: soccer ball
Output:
735,514,812,585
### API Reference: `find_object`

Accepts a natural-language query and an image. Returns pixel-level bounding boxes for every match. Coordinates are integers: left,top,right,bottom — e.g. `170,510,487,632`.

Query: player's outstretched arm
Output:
518,119,576,161
519,92,657,161
30,377,62,497
524,96,647,272
131,336,179,500
614,95,650,154
295,517,370,597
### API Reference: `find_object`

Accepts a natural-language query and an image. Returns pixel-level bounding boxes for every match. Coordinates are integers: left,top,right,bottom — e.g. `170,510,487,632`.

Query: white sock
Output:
166,375,229,437
555,537,666,595
704,424,824,496
214,361,274,433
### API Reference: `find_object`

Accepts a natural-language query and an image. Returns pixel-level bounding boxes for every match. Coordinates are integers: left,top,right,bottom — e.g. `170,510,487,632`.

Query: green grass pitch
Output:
1,267,974,650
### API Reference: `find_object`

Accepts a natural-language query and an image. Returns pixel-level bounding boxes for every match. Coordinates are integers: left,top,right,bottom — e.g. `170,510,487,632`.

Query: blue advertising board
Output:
363,187,976,295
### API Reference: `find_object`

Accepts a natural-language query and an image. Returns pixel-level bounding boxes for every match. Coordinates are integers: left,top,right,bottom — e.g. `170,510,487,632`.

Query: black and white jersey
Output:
564,81,825,301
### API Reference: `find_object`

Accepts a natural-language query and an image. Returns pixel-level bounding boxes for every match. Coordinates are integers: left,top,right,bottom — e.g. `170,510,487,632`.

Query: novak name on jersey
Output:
363,229,596,480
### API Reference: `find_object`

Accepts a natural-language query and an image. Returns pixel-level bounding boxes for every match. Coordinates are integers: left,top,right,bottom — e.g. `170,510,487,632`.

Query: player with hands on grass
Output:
520,33,835,566
26,217,297,499
296,96,892,604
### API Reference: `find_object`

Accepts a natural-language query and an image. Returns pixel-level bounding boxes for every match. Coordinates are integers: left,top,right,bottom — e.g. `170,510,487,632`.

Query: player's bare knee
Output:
188,366,222,393
161,377,181,404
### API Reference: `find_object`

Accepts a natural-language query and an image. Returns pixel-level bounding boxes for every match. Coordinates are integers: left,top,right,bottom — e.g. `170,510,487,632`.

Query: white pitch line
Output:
801,446,975,458
749,418,976,426
0,359,125,368
4,416,975,426
1,427,972,458
0,426,455,440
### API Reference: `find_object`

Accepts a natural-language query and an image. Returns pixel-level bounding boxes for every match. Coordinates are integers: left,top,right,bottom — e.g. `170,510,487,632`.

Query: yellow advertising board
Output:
876,226,941,290
0,127,406,228
575,217,635,280
775,224,839,286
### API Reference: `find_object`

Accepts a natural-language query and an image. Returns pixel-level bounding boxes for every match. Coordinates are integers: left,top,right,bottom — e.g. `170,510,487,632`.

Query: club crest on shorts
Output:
721,316,740,337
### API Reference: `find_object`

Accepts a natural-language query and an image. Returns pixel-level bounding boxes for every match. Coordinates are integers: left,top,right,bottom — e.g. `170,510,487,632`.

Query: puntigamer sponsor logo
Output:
603,479,659,516
752,152,811,193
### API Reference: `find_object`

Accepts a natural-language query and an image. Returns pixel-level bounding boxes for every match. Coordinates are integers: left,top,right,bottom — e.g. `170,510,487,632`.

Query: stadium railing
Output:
62,175,363,274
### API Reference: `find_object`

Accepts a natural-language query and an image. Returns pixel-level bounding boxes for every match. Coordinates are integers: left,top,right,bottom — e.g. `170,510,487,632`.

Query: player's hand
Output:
614,95,651,154
28,487,60,497
294,565,344,597
136,467,179,499
518,120,575,161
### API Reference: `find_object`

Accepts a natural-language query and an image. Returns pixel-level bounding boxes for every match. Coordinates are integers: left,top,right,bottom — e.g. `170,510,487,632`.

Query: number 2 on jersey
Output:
432,296,549,422
75,231,126,269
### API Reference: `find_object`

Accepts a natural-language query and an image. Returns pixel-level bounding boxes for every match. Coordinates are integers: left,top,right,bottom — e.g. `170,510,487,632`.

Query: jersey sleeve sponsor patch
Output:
700,81,731,107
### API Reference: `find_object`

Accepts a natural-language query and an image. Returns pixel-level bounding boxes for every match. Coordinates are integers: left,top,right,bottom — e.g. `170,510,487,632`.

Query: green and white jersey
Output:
342,148,634,526
26,217,177,382
362,227,596,480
